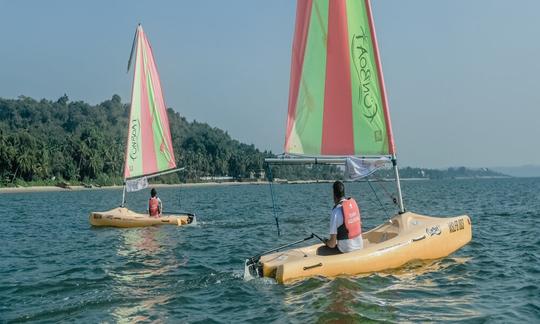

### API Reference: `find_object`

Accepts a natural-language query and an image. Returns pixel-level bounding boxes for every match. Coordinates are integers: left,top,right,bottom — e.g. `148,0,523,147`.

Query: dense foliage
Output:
0,95,341,186
0,95,506,187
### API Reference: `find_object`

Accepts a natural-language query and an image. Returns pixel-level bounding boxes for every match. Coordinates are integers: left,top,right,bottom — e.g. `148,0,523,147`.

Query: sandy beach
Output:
0,181,273,194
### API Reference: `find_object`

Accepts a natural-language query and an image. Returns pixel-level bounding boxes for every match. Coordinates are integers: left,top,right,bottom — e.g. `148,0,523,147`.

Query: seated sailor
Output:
325,181,363,253
148,188,162,217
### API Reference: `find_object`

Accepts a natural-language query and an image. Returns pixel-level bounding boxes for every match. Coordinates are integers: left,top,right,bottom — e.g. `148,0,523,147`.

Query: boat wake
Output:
186,216,198,227
243,259,257,281
243,260,277,285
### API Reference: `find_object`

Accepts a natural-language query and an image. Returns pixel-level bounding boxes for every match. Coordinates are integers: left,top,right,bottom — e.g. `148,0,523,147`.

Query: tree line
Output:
0,95,341,186
1,95,499,187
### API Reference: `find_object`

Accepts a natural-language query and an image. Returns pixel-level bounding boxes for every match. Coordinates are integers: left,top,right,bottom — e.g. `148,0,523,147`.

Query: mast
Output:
365,0,404,213
121,185,127,207
391,156,405,213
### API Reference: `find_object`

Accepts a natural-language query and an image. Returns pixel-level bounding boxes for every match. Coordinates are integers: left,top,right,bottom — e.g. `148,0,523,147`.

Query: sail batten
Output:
123,25,176,180
284,0,395,157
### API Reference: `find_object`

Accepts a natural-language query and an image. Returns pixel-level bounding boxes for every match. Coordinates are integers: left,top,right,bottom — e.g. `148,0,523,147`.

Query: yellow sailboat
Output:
245,0,471,283
256,212,471,284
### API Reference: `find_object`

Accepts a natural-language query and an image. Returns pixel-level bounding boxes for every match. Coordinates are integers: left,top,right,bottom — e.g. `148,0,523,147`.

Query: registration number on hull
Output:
448,218,465,233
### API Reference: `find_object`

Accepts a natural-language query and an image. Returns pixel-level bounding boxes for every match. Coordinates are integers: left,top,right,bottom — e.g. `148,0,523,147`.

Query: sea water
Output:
1,178,539,322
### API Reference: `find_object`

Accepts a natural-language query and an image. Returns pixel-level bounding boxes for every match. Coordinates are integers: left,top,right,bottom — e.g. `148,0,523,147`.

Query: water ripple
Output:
1,178,539,322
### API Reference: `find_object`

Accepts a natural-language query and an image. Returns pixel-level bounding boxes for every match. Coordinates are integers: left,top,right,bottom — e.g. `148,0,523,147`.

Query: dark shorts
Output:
316,245,342,256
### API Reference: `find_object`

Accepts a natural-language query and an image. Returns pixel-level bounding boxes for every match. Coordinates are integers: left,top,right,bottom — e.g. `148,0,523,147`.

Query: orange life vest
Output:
149,197,160,217
336,198,362,240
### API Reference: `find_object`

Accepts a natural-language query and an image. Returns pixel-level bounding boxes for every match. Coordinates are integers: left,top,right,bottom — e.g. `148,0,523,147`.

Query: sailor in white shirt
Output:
325,181,364,253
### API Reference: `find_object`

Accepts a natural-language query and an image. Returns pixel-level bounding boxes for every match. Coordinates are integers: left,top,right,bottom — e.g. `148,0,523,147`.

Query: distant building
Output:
200,176,234,182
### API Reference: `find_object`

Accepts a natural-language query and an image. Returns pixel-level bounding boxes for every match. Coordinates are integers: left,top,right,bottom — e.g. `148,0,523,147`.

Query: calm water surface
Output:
1,178,539,322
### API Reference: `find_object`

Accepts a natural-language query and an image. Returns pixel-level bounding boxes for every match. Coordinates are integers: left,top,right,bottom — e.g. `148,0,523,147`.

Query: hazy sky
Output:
1,0,539,168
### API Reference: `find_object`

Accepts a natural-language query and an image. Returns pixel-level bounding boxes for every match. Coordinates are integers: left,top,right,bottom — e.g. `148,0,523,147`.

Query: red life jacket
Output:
149,197,160,217
336,198,362,240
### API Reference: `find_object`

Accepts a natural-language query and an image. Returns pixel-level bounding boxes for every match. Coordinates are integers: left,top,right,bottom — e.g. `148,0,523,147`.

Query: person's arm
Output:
148,200,152,216
327,208,339,248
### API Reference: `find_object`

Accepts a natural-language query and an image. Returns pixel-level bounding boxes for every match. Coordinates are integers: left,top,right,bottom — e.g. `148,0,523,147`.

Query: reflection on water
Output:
112,295,169,324
375,258,482,321
108,228,185,322
380,257,470,280
116,227,164,260
321,281,362,322
1,178,539,322
279,256,483,322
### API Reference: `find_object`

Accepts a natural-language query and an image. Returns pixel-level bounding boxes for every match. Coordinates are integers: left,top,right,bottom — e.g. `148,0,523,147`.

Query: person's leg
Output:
316,245,342,256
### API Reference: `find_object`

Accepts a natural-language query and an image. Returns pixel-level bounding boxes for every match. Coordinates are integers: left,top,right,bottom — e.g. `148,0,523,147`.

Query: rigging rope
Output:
367,178,391,219
266,163,281,236
373,175,398,206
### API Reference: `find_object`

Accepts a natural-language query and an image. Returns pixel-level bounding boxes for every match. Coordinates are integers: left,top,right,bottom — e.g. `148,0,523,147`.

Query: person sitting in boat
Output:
325,181,364,253
148,188,162,217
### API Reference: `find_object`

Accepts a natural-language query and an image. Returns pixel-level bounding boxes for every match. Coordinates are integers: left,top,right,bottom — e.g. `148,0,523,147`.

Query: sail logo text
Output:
351,27,379,125
129,119,140,161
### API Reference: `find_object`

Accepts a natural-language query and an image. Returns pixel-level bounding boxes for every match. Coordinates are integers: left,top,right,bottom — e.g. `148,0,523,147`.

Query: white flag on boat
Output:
345,157,391,181
125,176,148,192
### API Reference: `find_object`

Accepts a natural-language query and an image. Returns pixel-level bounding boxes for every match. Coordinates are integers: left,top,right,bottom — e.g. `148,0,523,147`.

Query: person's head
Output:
333,180,345,204
151,188,157,198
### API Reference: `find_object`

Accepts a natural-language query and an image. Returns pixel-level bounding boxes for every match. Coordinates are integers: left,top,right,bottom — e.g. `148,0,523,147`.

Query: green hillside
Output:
0,95,507,187
0,95,278,186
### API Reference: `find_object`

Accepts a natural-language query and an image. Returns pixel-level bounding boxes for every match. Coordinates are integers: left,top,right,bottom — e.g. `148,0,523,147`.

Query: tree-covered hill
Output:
0,95,285,186
0,95,507,187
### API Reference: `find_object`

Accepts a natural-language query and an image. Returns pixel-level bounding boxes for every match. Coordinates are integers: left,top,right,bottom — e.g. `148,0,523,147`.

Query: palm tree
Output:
16,151,35,181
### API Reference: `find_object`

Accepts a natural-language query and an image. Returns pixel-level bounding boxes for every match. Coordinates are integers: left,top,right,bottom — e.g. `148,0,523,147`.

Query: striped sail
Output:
284,0,395,157
124,25,176,180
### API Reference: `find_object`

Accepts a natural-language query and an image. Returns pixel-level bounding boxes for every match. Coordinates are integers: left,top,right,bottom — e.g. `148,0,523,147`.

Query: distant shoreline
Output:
0,181,271,193
0,176,526,194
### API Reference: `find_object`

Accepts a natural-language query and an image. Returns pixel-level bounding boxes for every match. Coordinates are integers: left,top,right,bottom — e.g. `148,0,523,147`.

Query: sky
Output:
1,0,539,168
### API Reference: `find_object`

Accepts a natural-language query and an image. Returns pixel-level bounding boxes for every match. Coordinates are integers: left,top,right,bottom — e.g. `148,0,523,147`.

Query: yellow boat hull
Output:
89,207,195,228
258,212,472,283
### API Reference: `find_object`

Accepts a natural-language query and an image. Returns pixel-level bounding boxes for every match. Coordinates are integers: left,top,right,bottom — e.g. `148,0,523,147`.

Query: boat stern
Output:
176,213,196,226
244,258,264,280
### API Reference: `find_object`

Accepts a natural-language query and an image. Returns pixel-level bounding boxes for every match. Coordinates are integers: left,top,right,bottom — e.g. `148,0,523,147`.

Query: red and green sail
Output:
124,25,176,179
284,0,395,157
